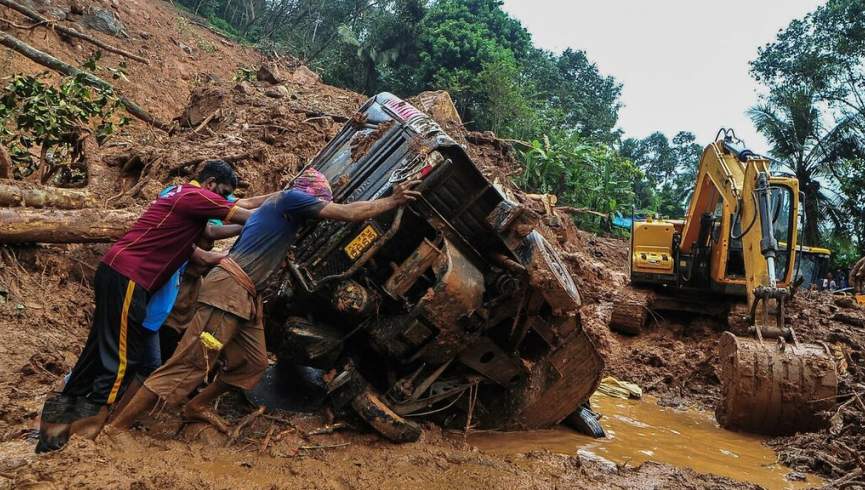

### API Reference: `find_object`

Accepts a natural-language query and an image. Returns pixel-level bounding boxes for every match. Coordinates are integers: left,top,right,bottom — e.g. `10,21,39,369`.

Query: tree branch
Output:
0,0,149,64
0,30,169,130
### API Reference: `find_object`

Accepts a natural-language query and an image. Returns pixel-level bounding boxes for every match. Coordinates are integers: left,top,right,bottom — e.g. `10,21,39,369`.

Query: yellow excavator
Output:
616,129,839,435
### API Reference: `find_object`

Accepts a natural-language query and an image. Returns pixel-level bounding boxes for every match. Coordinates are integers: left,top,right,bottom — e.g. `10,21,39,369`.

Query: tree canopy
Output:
177,0,865,257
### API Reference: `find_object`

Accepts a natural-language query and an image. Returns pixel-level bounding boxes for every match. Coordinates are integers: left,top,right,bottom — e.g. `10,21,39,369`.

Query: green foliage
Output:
620,131,701,217
748,87,859,246
0,57,126,183
518,134,642,231
750,0,865,261
232,67,256,82
833,158,865,257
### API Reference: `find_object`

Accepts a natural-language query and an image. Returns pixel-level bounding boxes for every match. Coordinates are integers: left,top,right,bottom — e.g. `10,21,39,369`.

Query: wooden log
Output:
0,0,148,64
832,312,865,328
0,31,169,130
609,289,655,336
0,208,135,243
0,182,94,208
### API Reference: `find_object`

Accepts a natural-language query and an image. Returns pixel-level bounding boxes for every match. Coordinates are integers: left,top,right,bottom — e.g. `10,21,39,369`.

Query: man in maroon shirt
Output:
36,160,272,453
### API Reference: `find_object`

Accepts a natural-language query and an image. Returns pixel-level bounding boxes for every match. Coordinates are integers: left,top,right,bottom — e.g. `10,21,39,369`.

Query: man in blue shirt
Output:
109,169,420,433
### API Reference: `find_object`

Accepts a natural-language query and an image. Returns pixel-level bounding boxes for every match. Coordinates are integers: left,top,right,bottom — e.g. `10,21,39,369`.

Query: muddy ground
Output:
1,0,864,488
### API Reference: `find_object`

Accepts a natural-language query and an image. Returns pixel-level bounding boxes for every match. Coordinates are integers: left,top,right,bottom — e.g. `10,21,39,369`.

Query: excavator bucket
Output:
716,332,838,435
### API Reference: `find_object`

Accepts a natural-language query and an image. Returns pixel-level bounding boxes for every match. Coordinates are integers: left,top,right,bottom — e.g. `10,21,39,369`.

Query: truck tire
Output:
351,386,422,443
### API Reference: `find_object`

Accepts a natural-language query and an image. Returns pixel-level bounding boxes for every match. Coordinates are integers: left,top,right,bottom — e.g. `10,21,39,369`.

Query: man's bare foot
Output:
98,424,140,450
182,404,230,434
68,405,109,440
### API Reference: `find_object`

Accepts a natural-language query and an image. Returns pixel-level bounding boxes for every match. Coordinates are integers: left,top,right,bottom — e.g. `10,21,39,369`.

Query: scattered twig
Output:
838,442,865,474
853,391,865,413
289,106,349,122
0,16,45,30
557,206,609,219
259,422,275,455
193,111,219,134
499,138,533,148
225,405,265,447
305,422,347,437
299,442,351,450
820,468,862,488
464,381,478,441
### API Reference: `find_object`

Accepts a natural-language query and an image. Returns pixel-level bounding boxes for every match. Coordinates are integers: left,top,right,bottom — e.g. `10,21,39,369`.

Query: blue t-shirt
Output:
229,189,325,291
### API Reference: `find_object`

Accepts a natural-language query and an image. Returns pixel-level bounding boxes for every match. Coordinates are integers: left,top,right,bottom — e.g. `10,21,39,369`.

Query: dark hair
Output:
196,160,238,188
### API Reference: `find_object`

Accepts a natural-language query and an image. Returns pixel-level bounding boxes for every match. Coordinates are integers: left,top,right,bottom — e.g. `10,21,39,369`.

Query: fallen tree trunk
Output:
0,182,94,208
0,31,169,130
0,208,135,243
0,0,148,64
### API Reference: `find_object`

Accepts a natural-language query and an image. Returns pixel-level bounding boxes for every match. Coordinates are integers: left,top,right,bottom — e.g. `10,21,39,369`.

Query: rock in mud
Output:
286,66,320,85
265,86,290,99
81,9,128,38
174,87,226,128
257,63,284,84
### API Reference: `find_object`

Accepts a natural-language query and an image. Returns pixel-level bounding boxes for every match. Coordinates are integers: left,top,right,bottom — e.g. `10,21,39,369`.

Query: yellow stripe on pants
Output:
107,280,136,404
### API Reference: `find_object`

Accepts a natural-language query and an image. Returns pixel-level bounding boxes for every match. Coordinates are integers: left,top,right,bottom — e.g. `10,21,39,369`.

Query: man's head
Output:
196,160,238,197
291,167,333,202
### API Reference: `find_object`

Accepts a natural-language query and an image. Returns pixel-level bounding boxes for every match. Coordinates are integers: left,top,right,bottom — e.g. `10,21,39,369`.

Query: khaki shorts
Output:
144,268,266,406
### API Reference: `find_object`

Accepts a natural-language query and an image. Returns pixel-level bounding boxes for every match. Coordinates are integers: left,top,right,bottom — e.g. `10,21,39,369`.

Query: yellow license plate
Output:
344,225,379,260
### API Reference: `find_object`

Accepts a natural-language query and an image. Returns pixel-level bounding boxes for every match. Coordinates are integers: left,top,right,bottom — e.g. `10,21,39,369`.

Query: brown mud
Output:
0,1,864,488
471,393,822,489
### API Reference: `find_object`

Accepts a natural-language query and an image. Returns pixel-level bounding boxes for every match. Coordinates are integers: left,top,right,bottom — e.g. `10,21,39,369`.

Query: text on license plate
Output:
344,225,379,260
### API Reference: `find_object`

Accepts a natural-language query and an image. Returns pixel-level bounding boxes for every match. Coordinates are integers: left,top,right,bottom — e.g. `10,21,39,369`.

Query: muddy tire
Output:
564,405,605,438
351,386,422,443
520,231,581,312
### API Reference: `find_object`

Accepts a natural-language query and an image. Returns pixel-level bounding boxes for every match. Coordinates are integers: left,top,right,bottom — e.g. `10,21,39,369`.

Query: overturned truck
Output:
264,93,603,441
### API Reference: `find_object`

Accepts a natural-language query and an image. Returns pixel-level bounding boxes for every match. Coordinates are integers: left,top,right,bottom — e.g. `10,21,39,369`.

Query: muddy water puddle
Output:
470,394,821,489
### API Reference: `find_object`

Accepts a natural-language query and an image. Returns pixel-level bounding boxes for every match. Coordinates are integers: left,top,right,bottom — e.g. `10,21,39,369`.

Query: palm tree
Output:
748,87,858,246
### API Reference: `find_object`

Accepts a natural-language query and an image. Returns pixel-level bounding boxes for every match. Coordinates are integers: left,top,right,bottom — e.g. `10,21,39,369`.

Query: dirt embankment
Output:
1,0,862,488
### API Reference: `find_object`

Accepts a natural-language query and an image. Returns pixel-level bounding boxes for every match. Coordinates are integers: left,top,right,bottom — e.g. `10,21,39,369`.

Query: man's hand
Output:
391,179,422,204
318,179,422,222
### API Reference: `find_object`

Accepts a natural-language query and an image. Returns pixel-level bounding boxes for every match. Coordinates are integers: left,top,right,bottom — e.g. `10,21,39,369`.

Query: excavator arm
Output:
680,134,798,331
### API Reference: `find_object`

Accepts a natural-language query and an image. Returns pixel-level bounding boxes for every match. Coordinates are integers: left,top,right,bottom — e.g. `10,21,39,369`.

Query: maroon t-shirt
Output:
102,183,236,292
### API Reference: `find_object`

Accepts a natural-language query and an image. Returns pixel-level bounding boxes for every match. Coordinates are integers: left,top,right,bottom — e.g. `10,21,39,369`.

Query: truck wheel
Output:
564,404,605,438
521,231,581,311
351,386,422,443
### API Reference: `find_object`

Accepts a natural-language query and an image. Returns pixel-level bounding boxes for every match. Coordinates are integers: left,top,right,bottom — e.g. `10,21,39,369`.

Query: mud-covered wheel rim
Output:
351,386,422,443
